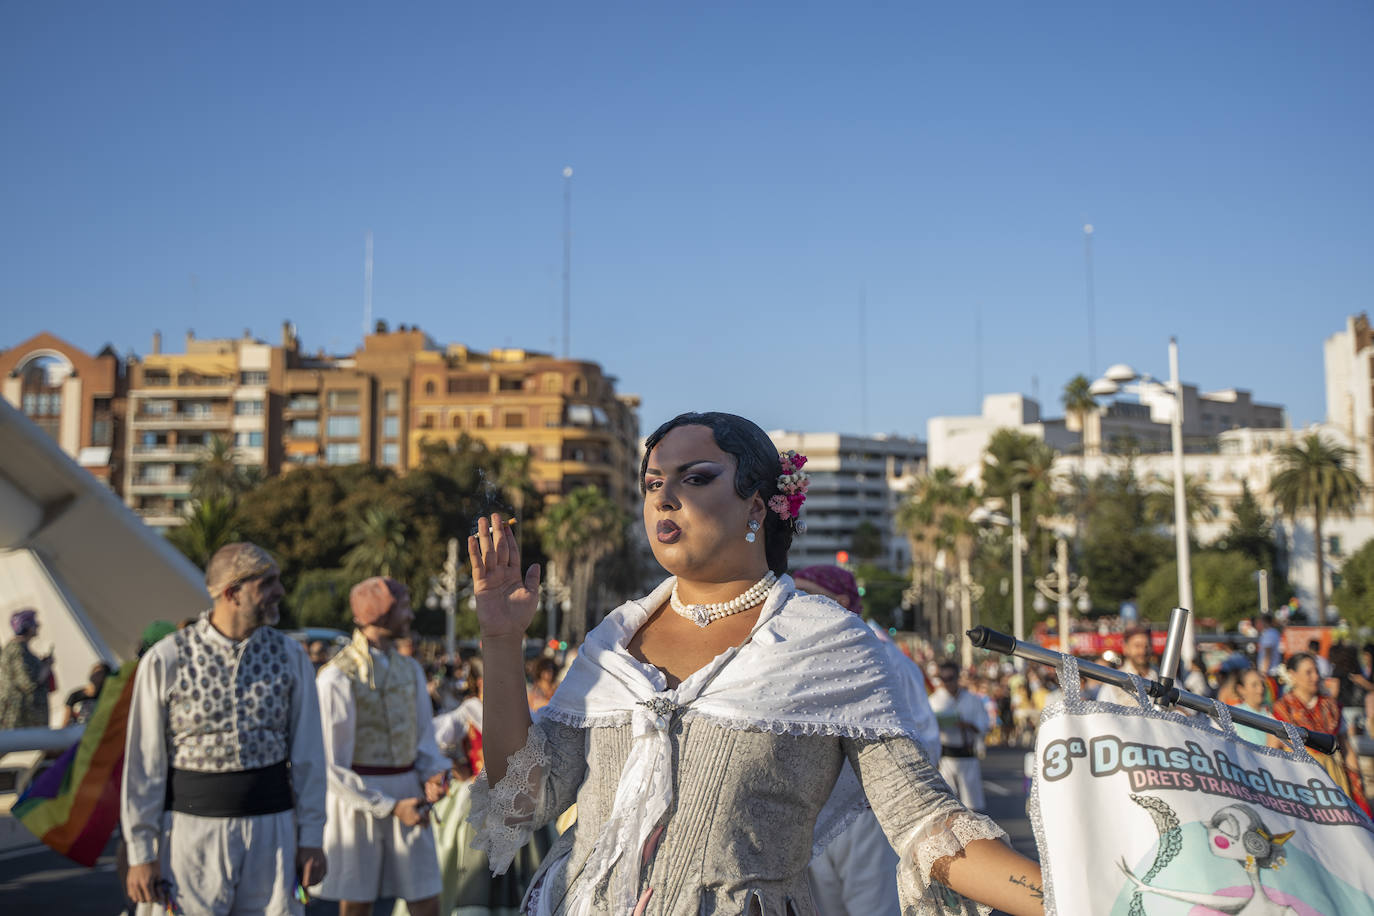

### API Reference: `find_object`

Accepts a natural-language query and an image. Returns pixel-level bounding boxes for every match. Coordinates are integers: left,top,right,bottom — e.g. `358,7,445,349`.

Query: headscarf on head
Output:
10,609,38,636
349,577,404,627
204,542,276,599
793,564,863,616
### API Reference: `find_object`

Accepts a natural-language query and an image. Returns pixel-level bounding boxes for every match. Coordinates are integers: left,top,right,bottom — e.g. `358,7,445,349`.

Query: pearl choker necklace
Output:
670,572,777,628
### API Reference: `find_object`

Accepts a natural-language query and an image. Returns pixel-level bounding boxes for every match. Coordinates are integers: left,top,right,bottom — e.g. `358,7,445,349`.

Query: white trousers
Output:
136,809,301,916
807,808,901,916
314,770,441,903
938,755,986,812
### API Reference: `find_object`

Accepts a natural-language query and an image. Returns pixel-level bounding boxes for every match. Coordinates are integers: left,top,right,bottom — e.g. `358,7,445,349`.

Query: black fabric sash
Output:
166,760,294,817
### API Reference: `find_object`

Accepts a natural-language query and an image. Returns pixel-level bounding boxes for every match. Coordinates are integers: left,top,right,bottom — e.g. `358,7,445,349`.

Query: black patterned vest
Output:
164,617,295,772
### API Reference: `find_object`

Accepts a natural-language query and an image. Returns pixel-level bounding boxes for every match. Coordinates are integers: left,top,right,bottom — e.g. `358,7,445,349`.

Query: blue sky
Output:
2,2,1371,435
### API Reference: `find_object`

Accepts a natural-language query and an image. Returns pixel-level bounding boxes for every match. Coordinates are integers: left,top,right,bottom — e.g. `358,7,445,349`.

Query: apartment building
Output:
409,346,642,514
122,331,282,526
1324,312,1374,486
277,323,432,471
0,332,126,491
766,430,926,573
13,321,641,525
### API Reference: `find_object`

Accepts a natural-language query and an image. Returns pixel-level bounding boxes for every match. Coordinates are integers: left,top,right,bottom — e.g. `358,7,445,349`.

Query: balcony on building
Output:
133,370,235,396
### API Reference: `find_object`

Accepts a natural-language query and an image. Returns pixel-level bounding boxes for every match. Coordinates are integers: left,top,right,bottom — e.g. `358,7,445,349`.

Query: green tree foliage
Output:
165,496,241,568
189,434,256,504
234,464,393,598
896,469,983,641
1080,463,1172,611
343,505,409,580
1062,375,1096,428
1138,551,1262,629
232,436,545,633
289,568,356,630
1332,539,1374,628
1144,473,1218,529
1269,432,1366,619
852,563,910,629
540,485,629,646
851,520,884,562
981,428,1058,579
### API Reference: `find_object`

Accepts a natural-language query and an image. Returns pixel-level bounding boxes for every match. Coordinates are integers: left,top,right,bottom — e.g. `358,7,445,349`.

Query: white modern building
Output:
766,430,926,572
1324,313,1374,485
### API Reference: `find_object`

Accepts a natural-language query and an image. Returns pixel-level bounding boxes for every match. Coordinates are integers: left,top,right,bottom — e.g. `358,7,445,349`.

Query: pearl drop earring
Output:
745,519,760,543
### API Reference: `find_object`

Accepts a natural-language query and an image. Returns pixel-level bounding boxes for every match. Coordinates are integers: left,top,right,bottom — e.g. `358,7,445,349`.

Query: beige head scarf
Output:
205,542,277,599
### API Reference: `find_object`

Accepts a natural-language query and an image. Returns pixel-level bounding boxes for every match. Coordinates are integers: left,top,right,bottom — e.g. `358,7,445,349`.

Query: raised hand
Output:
468,513,541,639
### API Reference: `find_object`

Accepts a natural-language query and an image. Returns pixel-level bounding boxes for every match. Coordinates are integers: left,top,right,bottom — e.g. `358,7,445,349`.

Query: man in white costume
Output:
314,576,447,916
793,565,942,916
1096,625,1158,707
928,659,989,812
122,542,327,915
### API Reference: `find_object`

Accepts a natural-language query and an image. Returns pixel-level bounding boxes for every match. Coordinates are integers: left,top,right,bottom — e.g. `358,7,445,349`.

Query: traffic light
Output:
836,550,850,565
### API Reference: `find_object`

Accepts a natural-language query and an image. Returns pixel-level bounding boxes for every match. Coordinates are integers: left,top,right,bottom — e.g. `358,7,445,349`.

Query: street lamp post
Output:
1033,533,1089,655
1089,337,1196,672
1012,491,1025,647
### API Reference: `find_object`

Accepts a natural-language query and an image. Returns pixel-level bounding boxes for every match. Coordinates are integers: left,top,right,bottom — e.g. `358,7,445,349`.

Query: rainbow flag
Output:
10,660,137,866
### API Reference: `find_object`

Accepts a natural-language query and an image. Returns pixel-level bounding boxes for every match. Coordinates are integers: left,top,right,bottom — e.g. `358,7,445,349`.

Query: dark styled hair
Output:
641,412,793,575
1284,651,1316,673
1122,624,1152,643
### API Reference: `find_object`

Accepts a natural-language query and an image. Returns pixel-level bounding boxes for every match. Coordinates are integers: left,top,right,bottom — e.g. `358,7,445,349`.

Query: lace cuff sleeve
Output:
895,809,1008,916
466,717,587,874
843,735,1009,916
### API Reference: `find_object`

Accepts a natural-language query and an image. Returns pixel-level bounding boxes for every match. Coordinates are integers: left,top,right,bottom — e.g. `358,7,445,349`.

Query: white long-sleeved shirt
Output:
433,695,482,757
927,687,989,751
316,647,447,819
120,618,326,866
878,640,942,765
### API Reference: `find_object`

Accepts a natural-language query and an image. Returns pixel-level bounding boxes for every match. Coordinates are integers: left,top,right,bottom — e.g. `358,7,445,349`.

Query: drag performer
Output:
468,412,1044,916
314,577,447,916
121,542,327,914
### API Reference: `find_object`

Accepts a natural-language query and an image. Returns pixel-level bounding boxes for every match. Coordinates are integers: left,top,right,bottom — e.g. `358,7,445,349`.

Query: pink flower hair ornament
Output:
768,450,810,532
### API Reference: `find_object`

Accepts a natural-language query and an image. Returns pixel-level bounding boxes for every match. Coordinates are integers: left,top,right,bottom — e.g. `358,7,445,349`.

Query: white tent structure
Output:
0,399,207,724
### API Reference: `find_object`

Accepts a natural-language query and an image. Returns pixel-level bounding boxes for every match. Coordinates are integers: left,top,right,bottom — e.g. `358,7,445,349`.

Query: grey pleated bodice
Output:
527,714,961,916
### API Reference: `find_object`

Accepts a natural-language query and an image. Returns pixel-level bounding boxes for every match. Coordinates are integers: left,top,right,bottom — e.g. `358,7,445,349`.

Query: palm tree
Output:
1062,374,1099,453
190,434,250,504
1269,432,1366,620
344,505,409,580
898,469,983,653
166,497,240,567
1144,474,1218,529
539,486,628,646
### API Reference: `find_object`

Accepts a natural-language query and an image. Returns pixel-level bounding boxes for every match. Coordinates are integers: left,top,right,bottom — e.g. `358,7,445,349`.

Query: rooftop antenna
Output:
1084,222,1096,377
364,231,374,339
562,166,573,359
859,283,869,435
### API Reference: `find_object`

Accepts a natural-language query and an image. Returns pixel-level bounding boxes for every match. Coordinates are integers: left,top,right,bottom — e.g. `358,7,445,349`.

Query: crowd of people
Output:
3,413,1374,915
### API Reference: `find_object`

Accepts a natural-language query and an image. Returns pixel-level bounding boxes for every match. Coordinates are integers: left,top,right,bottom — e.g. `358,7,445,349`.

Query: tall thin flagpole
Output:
1084,223,1096,377
859,284,868,435
364,231,373,338
562,167,573,359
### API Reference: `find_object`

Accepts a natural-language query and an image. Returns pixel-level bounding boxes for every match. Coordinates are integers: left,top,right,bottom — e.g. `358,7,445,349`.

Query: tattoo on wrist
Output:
1009,874,1044,900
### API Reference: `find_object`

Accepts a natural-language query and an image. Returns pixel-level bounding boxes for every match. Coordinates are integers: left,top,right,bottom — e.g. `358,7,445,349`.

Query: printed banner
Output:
1030,659,1374,916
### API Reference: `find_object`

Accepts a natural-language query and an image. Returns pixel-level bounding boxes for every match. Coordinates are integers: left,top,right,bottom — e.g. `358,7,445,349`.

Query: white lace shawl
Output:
471,575,1004,915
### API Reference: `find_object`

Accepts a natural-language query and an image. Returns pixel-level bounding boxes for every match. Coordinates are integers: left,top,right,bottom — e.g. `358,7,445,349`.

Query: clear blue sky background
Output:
3,2,1371,436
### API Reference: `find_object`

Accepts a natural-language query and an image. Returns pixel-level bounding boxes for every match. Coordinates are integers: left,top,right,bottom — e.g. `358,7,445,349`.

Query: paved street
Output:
0,746,1041,912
